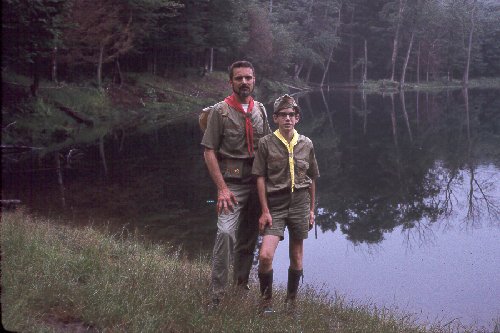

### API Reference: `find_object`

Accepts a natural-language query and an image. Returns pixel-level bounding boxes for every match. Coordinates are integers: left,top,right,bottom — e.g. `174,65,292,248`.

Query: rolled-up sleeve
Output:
252,137,268,176
201,107,223,150
308,145,320,179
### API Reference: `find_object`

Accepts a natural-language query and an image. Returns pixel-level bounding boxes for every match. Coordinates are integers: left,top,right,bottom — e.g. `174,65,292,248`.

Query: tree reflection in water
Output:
298,88,500,245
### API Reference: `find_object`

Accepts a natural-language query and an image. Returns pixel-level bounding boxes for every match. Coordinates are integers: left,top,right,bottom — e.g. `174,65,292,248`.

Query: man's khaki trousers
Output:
211,181,260,300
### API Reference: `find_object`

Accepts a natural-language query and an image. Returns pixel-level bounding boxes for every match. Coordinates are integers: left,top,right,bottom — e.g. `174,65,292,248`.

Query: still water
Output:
3,88,499,329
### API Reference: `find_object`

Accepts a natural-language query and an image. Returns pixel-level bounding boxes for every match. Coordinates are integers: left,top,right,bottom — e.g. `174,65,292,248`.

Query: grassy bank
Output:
1,70,229,156
1,211,491,333
3,69,498,156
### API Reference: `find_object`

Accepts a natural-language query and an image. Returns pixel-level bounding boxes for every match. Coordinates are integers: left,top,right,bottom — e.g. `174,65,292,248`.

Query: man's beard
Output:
234,85,253,98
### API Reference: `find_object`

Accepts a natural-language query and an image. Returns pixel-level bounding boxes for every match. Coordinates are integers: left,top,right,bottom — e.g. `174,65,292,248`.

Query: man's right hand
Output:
217,188,238,215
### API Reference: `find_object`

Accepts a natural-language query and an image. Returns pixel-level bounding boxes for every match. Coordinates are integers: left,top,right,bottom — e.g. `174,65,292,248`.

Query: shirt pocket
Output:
269,158,287,171
251,114,265,148
252,113,264,135
268,158,287,186
295,159,309,181
223,120,245,150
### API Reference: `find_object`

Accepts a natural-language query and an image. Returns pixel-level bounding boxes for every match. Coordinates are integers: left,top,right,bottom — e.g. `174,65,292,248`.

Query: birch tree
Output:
463,0,478,85
389,0,407,82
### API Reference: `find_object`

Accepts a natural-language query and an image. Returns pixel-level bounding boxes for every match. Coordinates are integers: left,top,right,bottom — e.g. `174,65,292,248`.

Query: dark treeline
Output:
2,0,499,90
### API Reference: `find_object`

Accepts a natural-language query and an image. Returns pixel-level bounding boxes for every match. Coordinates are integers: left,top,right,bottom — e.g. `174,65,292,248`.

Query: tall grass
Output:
1,211,494,332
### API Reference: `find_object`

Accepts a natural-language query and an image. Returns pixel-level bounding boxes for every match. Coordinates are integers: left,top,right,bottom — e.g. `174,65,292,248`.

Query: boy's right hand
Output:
259,212,272,234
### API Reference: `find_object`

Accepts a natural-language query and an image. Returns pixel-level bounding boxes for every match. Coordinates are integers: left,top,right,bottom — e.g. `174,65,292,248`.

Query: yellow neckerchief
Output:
273,129,299,192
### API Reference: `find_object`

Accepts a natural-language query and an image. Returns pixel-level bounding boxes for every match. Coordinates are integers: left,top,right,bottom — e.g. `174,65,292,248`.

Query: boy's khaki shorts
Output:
264,188,311,240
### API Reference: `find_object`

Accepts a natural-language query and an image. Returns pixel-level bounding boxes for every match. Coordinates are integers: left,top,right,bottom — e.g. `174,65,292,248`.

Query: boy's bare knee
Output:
259,251,274,266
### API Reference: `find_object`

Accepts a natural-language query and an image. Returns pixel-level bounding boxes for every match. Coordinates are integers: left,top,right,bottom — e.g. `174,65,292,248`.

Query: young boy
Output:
252,94,319,312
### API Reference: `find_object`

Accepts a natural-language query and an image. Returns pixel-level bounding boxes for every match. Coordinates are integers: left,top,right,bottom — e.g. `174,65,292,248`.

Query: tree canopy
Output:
2,0,499,86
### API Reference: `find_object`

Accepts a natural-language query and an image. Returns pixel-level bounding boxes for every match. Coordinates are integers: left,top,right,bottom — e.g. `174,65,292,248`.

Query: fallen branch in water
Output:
53,102,94,127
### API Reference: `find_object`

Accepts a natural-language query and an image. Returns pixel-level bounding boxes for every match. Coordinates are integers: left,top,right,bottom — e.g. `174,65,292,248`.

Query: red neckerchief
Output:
224,93,255,155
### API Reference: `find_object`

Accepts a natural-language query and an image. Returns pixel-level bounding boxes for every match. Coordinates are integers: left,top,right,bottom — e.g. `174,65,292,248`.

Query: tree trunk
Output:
321,6,341,87
305,63,313,84
416,42,421,84
97,44,104,88
99,136,108,177
116,58,123,88
349,8,354,83
390,94,398,148
294,62,304,80
426,50,430,82
463,0,477,86
153,48,157,75
321,47,334,87
349,90,354,140
119,128,126,152
209,47,214,72
269,0,273,14
349,39,354,83
362,89,367,135
399,91,412,142
30,53,41,97
320,89,334,130
55,153,66,208
400,30,415,88
55,103,94,126
416,90,420,130
363,39,368,83
52,46,58,83
390,0,406,82
463,87,471,143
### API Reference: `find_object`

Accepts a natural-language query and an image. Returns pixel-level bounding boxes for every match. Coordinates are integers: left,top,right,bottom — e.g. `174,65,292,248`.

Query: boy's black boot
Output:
285,268,303,312
258,270,274,314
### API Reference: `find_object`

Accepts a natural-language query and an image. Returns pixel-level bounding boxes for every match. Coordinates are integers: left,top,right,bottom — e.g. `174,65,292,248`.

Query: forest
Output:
2,3,500,331
2,0,500,91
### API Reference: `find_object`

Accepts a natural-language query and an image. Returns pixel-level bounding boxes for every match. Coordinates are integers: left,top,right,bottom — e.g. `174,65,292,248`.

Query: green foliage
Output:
1,70,228,157
124,0,184,49
203,0,247,51
2,0,499,85
269,0,341,81
2,0,66,67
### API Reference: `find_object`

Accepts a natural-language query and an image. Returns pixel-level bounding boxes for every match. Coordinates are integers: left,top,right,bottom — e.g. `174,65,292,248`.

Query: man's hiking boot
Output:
235,277,251,291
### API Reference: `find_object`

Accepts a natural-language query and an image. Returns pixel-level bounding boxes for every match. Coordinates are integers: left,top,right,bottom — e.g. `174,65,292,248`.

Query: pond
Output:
3,87,499,329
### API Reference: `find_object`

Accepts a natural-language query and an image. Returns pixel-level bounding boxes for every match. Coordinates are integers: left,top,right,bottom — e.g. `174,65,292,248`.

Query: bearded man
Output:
201,61,271,306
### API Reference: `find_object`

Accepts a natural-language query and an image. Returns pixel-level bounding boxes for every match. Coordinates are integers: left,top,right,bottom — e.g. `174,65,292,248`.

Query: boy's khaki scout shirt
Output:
201,101,271,180
252,133,320,193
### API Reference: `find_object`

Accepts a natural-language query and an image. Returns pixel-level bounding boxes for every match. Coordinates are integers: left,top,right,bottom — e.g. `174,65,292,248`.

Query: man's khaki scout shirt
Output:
252,133,320,193
201,101,270,159
201,101,271,181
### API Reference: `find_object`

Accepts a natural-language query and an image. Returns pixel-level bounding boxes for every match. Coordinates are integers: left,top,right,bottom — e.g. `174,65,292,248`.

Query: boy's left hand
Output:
309,211,315,230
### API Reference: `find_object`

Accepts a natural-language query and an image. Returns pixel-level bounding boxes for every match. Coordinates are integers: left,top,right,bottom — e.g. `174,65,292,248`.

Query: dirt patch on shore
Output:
42,312,98,333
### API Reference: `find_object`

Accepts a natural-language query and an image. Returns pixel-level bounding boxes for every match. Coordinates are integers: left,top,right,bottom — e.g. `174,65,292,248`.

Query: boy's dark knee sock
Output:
258,270,273,300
